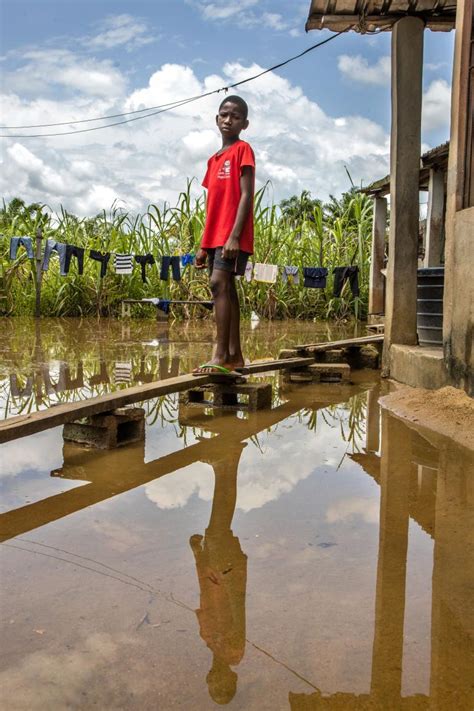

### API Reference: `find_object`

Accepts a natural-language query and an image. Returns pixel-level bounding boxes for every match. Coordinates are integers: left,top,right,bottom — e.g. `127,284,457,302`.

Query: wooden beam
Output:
383,16,424,373
369,196,388,315
294,334,384,352
0,374,212,444
424,168,446,266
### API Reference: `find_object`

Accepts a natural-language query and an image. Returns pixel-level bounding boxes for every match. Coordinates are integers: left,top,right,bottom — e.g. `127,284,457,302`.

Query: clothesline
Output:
6,234,360,297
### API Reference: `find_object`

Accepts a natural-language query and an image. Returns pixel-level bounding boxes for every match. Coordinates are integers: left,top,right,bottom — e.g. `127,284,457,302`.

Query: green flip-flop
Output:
192,363,238,376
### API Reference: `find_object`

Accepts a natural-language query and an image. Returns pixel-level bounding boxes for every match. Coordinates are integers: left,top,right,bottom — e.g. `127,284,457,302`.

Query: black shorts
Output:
207,247,250,277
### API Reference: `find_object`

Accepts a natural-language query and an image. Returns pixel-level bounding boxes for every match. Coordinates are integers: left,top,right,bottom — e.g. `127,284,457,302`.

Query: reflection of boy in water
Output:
189,444,247,705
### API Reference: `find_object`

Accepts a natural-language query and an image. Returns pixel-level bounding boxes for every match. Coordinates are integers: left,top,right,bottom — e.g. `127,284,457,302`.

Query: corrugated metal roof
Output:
361,142,450,195
306,1,457,33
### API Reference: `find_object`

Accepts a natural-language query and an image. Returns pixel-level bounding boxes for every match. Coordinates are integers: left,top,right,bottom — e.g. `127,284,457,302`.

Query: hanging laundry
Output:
89,361,109,386
159,355,180,380
114,361,132,384
283,265,300,285
160,256,181,282
253,263,278,284
157,299,171,315
64,245,84,275
115,253,134,275
142,297,171,314
9,373,33,398
181,253,194,267
244,262,253,283
333,266,360,298
64,362,84,390
89,250,111,279
134,253,155,283
9,236,34,260
42,239,68,275
303,267,328,289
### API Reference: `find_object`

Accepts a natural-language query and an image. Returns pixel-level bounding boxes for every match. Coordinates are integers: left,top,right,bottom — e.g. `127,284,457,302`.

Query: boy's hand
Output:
222,235,240,260
195,248,207,269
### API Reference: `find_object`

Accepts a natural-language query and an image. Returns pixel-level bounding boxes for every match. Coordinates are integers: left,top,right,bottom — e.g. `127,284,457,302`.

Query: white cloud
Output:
190,0,260,22
422,79,451,132
0,429,63,479
3,49,126,98
326,496,379,524
338,54,391,86
145,412,353,513
85,14,154,51
0,55,391,215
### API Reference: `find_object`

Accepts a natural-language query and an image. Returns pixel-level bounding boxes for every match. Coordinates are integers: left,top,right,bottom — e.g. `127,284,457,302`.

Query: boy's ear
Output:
215,115,219,126
243,119,249,130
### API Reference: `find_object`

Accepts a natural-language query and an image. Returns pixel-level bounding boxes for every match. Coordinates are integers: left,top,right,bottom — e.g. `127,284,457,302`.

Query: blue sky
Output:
0,0,454,215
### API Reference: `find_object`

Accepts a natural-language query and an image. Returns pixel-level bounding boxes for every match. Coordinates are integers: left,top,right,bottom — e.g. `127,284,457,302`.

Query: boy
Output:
193,95,255,375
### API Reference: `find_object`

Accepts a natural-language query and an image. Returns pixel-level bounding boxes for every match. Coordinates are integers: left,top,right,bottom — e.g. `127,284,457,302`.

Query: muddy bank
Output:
380,384,474,450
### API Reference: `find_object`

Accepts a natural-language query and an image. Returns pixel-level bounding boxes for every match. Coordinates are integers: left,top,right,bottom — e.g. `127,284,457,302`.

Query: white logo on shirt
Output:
217,159,231,180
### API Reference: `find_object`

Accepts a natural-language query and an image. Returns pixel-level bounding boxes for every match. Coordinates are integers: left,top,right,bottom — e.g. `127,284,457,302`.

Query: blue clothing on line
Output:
10,236,34,260
303,267,328,288
42,239,68,275
181,253,194,267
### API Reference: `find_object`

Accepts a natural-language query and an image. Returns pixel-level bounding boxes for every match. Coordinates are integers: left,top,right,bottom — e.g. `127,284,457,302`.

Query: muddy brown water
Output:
0,318,472,710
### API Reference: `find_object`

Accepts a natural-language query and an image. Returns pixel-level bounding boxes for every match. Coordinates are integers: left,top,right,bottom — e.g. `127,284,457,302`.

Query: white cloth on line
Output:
253,263,278,284
115,253,134,275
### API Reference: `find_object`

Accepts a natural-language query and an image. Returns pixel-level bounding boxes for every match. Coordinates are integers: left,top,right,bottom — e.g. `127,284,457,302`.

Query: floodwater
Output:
0,319,473,710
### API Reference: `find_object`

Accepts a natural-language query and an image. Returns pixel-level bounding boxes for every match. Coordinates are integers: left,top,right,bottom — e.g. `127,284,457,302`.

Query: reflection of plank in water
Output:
0,381,372,542
0,373,211,444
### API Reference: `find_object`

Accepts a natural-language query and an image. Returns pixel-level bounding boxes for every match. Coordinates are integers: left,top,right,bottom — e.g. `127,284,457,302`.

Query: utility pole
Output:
34,227,43,318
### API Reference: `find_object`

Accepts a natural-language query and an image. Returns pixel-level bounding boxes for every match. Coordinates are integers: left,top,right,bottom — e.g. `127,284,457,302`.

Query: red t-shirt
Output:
201,140,255,254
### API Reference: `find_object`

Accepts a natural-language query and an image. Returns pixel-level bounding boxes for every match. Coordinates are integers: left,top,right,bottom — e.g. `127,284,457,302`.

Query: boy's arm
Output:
196,191,208,269
222,166,254,260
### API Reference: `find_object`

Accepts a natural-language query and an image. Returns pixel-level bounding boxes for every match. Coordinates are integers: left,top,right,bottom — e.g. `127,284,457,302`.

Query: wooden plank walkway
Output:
0,374,211,444
294,334,384,353
0,334,385,445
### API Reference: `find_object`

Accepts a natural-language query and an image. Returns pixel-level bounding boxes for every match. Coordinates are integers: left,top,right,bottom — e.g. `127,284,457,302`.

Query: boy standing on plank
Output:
193,96,255,376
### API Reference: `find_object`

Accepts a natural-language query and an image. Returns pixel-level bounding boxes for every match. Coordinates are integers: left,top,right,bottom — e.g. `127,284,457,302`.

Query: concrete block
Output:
308,363,351,383
278,349,298,359
63,407,145,449
180,382,272,412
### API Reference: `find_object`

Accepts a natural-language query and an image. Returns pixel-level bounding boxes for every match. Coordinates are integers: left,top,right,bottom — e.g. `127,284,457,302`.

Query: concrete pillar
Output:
424,168,445,267
370,410,411,704
369,196,387,315
430,443,474,707
443,0,473,394
382,17,424,375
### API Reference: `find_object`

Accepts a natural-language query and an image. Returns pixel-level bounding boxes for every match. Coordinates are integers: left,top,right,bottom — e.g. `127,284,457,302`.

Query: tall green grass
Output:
0,183,374,320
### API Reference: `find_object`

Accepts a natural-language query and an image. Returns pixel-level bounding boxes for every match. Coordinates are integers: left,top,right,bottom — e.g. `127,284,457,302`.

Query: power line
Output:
0,31,344,138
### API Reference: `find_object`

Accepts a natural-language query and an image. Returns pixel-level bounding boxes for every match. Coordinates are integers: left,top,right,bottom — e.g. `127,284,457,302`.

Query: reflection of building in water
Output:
190,444,247,705
290,395,474,711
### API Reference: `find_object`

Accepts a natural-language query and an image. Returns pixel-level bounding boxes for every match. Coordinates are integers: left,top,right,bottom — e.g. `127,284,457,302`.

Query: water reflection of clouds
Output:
0,429,63,479
326,497,380,524
145,411,358,513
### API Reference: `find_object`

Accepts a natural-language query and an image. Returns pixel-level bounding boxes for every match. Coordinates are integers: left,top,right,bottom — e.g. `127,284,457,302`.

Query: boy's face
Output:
216,101,249,139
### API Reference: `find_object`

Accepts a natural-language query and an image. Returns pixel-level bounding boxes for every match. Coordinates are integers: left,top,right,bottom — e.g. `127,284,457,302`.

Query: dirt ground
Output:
380,385,474,451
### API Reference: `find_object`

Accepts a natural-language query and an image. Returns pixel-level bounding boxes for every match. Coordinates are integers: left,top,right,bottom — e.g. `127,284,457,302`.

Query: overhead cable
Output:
0,31,344,138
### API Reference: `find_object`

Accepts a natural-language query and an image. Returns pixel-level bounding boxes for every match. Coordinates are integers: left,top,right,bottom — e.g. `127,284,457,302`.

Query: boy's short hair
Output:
218,95,248,119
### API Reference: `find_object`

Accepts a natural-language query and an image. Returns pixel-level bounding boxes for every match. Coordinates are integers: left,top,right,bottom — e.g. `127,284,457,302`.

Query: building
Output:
306,1,473,395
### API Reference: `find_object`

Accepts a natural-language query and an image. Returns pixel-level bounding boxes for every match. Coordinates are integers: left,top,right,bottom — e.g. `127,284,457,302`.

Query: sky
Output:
0,0,454,216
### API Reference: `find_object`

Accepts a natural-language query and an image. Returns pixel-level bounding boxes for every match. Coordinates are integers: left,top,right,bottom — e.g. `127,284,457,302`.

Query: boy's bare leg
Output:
194,269,232,371
228,277,244,369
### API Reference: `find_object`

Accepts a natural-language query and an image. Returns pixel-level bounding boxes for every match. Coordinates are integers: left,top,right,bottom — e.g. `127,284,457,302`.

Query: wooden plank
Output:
0,374,212,444
294,335,384,353
237,357,314,375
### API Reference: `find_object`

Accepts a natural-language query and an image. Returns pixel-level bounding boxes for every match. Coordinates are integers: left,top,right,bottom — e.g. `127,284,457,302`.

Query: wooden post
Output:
424,168,445,267
382,17,424,375
370,410,410,704
369,196,387,316
34,228,43,318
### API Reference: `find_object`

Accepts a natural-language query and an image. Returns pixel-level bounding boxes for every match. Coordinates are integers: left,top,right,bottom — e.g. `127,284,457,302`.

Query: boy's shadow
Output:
189,442,247,705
